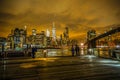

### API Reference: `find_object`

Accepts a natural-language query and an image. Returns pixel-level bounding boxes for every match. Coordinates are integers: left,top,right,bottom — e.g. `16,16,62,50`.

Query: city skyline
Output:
0,0,120,42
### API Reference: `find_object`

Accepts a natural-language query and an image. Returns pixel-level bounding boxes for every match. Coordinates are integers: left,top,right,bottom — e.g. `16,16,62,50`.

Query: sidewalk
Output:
0,56,79,65
1,54,119,66
1,55,120,80
0,55,95,65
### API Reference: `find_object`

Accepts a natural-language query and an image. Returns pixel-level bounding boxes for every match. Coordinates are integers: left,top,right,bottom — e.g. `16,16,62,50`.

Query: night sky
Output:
0,0,120,42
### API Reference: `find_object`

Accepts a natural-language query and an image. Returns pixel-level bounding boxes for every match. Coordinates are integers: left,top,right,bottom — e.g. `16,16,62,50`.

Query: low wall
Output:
35,48,71,58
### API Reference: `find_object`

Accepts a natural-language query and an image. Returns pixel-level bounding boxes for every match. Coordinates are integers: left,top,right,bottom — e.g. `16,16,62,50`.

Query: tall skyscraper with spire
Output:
52,22,56,40
46,29,50,37
24,25,27,30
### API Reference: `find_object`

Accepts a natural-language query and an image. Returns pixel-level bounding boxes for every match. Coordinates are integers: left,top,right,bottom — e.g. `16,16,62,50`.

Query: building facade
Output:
7,27,27,50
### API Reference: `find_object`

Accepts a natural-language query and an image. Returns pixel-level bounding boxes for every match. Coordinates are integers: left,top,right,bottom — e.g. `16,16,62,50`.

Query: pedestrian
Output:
71,45,75,56
31,47,37,58
77,45,80,56
75,44,80,56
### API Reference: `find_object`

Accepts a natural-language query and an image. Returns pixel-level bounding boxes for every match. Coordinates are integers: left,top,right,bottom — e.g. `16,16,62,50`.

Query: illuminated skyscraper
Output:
52,22,56,40
46,29,50,37
7,27,27,49
32,29,36,35
24,25,27,30
24,25,27,44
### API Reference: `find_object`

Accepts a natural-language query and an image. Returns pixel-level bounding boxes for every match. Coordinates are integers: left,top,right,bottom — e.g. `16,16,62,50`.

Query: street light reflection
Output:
99,60,119,63
20,58,59,68
81,48,84,55
82,55,97,62
36,57,59,61
102,64,120,67
83,55,97,58
100,60,120,67
41,58,59,62
20,63,37,68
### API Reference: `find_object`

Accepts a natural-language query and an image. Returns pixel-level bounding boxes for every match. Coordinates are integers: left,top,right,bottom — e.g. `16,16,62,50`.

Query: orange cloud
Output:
0,0,120,42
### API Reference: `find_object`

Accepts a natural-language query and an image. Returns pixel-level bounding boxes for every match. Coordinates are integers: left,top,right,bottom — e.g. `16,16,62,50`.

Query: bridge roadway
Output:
1,55,120,80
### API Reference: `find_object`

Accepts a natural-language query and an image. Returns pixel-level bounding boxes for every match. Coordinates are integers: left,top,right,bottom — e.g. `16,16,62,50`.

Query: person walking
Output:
77,45,80,56
75,44,80,56
71,45,75,56
31,47,37,58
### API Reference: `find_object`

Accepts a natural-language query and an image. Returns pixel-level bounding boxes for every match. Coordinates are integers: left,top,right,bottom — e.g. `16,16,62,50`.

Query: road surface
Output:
1,55,120,80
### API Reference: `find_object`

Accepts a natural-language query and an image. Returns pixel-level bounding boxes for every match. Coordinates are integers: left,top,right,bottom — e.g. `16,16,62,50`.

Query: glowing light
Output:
81,43,84,46
88,49,92,52
116,45,120,48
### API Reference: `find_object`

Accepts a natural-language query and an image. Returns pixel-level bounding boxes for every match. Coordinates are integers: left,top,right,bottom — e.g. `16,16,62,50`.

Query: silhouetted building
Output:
63,27,70,46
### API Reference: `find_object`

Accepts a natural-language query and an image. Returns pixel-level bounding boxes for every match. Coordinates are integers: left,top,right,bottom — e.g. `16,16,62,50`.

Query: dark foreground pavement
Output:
1,55,120,80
